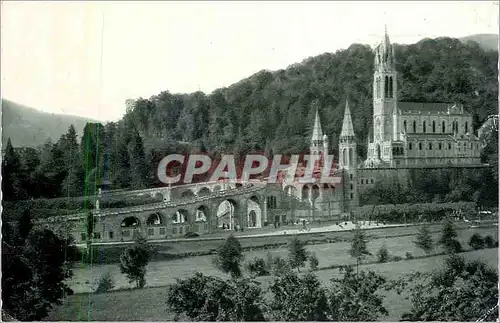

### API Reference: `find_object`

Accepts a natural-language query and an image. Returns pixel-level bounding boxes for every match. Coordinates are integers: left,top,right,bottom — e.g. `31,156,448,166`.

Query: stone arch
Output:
301,185,310,201
198,187,211,196
154,192,164,201
120,216,142,240
247,195,261,228
216,199,238,230
181,190,195,199
283,184,297,197
146,212,164,226
235,183,243,189
213,185,221,192
310,184,320,202
193,205,209,234
172,209,189,224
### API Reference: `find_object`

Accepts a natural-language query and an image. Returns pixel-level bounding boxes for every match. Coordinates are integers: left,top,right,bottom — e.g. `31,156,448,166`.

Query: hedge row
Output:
353,202,477,224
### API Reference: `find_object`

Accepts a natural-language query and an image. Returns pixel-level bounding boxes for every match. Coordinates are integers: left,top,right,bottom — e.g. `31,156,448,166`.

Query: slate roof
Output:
398,101,469,115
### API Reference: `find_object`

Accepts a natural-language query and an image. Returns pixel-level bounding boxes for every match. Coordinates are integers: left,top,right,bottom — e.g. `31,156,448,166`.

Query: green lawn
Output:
47,248,498,321
67,225,498,293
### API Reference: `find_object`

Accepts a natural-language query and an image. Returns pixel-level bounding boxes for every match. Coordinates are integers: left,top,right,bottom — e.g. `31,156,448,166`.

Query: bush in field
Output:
414,225,434,255
308,253,319,271
377,245,390,263
245,257,269,276
288,237,308,272
349,227,371,273
468,233,485,250
119,236,151,288
438,219,461,254
405,251,413,260
483,235,496,248
213,234,244,278
94,272,115,293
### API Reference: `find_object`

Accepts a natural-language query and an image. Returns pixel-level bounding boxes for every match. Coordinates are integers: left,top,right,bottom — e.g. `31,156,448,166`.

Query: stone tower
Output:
372,26,398,163
339,99,359,210
310,104,327,158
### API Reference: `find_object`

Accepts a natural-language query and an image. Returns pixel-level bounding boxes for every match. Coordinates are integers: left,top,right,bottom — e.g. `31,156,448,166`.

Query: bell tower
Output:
373,26,398,147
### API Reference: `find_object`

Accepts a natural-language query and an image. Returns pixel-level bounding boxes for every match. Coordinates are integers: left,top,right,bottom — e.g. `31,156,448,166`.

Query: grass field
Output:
68,225,497,293
47,248,498,321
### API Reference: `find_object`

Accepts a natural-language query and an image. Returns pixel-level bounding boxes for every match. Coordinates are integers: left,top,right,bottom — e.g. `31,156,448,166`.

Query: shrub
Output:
391,255,403,262
483,235,496,248
377,245,390,263
271,256,291,276
94,272,115,293
405,251,413,260
184,232,199,238
245,257,269,276
308,253,319,271
468,233,485,250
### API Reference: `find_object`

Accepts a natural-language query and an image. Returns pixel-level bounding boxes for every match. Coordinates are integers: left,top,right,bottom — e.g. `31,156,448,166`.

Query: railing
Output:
62,182,265,219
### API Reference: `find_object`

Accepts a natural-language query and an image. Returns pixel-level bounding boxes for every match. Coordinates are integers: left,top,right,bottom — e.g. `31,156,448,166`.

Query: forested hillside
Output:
2,36,498,200
1,99,95,147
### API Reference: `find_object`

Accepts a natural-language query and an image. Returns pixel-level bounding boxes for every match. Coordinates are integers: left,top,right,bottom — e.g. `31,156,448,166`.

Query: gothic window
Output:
384,76,389,98
403,120,407,132
429,143,432,150
413,121,416,133
465,121,468,133
409,143,412,150
350,174,353,181
350,193,354,199
376,78,381,98
442,121,446,133
423,121,426,133
448,143,451,149
432,121,436,133
470,143,473,149
439,143,442,150
389,76,393,98
419,142,422,150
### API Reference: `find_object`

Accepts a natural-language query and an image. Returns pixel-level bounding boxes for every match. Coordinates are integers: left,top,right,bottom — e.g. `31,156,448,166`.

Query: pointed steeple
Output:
340,99,355,138
311,105,323,141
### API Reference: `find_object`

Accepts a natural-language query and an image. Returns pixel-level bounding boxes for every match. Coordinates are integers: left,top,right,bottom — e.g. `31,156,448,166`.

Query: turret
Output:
339,99,357,169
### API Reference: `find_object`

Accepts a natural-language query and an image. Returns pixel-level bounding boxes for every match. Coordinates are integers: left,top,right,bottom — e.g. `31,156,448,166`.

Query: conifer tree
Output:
414,225,434,255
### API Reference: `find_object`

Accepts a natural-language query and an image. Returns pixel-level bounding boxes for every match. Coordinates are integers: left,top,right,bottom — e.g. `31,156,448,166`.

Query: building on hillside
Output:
338,28,483,169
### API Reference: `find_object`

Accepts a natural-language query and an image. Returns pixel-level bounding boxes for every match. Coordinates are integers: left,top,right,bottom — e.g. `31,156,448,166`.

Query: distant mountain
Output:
2,99,97,148
459,34,498,51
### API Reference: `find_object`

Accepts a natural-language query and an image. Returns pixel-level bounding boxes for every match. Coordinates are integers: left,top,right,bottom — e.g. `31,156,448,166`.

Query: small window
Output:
148,228,154,236
429,143,432,150
81,232,87,241
432,121,436,133
448,143,451,150
122,230,130,237
371,179,374,184
438,143,442,150
179,227,183,234
470,143,473,149
409,143,412,150
350,184,353,189
160,227,166,235
350,193,353,199
413,121,416,133
419,142,422,150
423,121,426,133
109,231,114,239
361,179,364,184
350,174,353,180
93,232,101,239
172,227,177,234
403,120,407,132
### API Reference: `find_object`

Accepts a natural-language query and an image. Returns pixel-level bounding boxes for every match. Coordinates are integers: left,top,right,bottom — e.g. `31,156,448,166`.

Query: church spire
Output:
311,105,323,141
340,99,355,138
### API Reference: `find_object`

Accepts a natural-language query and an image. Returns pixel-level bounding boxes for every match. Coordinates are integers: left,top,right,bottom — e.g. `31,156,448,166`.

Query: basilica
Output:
314,29,482,170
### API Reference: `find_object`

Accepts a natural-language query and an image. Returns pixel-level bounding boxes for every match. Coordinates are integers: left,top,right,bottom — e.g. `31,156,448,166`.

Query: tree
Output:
166,272,265,321
2,138,26,200
376,244,390,263
437,218,461,253
213,234,244,278
328,266,389,321
308,252,319,271
402,255,498,321
349,226,371,273
269,271,329,321
2,228,74,321
288,237,308,272
129,128,148,189
414,225,434,255
119,236,151,288
468,233,485,250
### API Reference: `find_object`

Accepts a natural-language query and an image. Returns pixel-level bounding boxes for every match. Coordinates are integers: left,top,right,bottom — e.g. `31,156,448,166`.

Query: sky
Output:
1,1,498,122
